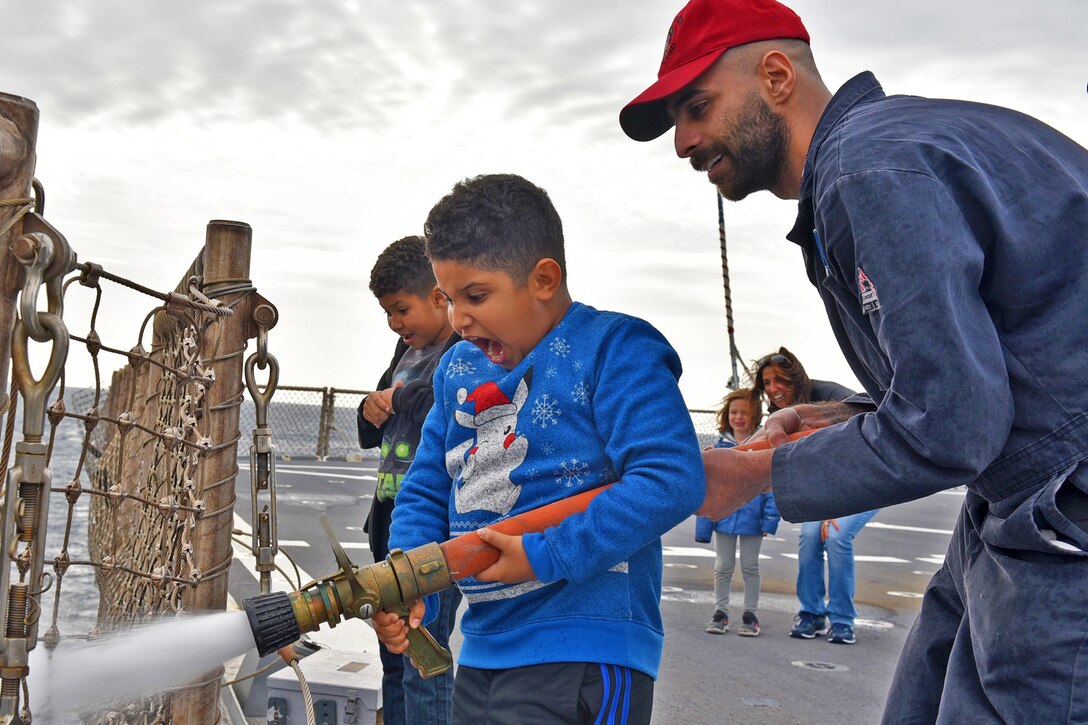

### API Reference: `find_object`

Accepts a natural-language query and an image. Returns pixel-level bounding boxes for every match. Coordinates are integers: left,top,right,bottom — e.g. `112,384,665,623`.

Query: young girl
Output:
695,388,780,636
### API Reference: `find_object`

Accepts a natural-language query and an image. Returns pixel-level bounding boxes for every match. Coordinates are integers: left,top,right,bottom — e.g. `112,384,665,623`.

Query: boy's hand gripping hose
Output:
242,430,814,677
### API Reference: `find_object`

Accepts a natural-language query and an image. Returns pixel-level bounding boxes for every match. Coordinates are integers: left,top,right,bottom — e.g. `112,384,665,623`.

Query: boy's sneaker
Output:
738,611,760,637
827,623,856,645
705,610,729,634
789,612,829,639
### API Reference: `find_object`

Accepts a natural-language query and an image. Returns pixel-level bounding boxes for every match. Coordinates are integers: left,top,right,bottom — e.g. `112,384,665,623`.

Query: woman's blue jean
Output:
796,510,878,626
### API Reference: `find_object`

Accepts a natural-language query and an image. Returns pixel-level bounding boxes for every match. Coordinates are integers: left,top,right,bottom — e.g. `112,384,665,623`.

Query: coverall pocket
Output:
979,461,1088,557
1035,459,1088,552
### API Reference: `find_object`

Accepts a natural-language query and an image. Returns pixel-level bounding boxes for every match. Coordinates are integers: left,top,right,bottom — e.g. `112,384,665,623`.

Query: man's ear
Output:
530,258,563,300
759,50,796,107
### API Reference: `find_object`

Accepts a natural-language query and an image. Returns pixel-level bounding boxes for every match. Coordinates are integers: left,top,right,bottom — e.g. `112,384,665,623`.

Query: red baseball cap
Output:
619,0,809,142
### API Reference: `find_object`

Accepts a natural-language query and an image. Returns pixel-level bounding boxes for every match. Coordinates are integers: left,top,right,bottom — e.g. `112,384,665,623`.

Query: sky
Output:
3,0,1086,409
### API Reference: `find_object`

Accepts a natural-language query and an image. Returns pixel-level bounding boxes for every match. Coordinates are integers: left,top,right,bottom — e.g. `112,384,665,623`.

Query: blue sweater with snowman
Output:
388,301,704,678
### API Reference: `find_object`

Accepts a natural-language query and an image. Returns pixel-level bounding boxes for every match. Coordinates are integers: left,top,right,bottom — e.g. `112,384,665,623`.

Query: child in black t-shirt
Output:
357,235,461,725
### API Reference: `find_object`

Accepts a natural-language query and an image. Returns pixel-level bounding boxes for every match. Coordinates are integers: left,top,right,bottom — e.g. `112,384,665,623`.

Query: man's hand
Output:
759,407,805,448
473,529,535,583
361,382,403,427
371,598,426,654
820,519,840,543
756,402,865,447
698,447,773,520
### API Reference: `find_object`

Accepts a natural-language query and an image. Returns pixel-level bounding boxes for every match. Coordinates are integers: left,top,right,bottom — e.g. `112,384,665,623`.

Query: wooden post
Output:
172,220,252,724
0,93,38,412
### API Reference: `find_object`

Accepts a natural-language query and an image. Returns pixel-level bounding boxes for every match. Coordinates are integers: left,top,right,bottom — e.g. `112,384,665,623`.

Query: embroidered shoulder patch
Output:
857,267,880,315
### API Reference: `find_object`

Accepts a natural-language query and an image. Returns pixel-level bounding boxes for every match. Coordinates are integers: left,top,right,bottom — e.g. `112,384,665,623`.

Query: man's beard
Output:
696,93,790,202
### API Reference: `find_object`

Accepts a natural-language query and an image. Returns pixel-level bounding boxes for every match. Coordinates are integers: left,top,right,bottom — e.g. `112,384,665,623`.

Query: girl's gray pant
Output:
712,532,764,613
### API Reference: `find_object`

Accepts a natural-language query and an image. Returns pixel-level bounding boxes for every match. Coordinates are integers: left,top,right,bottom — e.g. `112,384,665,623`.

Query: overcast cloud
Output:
3,0,1085,408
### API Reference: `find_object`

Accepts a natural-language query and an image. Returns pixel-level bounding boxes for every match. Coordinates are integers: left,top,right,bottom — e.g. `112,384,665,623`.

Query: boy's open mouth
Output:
467,337,507,365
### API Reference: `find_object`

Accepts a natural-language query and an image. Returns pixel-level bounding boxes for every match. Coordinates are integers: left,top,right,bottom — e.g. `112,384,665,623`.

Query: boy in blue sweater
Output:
372,173,705,724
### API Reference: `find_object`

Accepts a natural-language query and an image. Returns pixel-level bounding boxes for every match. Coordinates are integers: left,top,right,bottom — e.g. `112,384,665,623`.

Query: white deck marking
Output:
276,539,368,550
662,546,716,558
230,512,378,650
238,462,378,481
231,512,313,591
915,556,945,565
780,553,909,563
867,521,954,536
240,462,378,472
283,470,377,481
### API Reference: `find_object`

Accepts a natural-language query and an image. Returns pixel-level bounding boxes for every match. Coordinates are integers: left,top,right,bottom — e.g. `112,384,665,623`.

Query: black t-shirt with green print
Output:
357,333,460,559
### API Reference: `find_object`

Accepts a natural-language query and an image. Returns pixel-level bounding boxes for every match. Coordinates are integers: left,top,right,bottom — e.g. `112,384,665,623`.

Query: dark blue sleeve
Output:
774,170,1014,519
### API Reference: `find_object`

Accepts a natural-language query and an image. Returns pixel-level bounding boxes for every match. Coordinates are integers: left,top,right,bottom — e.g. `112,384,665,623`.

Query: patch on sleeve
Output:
857,267,880,315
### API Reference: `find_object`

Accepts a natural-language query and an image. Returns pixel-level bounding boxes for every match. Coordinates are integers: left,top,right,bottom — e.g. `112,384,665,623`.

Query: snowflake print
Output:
556,458,590,487
549,338,572,358
573,360,583,371
542,442,555,456
531,394,562,428
446,357,477,377
600,464,618,484
571,381,589,405
545,365,558,378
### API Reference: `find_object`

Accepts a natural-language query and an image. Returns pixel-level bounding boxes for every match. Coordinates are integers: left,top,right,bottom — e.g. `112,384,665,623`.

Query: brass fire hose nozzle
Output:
243,539,454,678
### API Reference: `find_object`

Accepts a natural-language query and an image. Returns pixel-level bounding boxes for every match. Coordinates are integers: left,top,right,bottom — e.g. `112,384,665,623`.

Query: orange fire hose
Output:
439,429,816,579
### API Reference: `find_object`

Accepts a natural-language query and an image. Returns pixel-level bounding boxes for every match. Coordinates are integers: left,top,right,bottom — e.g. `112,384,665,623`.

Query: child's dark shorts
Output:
452,661,653,724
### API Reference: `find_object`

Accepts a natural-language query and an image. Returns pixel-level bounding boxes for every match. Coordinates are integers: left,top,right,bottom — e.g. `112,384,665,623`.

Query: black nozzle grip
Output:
244,591,301,657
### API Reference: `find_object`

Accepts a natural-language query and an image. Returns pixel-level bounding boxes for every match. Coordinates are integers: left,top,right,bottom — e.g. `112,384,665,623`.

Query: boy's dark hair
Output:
369,236,436,299
424,174,566,285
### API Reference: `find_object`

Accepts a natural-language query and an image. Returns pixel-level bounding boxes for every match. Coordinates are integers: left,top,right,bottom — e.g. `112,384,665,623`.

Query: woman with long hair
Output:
750,348,878,645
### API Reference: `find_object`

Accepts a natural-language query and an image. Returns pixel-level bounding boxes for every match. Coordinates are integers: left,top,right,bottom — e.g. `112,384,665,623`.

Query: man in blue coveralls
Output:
620,0,1088,722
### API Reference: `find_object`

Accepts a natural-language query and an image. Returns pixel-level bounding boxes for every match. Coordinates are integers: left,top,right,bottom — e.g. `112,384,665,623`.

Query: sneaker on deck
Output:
827,622,856,645
705,610,729,634
789,612,828,639
738,611,760,637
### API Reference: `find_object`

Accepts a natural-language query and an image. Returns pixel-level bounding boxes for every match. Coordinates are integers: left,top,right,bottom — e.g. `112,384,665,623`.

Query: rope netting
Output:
0,250,253,722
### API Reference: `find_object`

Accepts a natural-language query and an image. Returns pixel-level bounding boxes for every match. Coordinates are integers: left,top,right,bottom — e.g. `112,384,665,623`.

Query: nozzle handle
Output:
402,617,454,678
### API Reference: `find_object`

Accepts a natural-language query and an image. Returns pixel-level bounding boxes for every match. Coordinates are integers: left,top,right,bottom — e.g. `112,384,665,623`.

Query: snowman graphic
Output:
446,373,530,515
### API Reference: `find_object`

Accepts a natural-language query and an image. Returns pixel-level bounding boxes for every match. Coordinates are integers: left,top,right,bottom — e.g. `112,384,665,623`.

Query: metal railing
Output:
238,386,367,460
236,388,720,461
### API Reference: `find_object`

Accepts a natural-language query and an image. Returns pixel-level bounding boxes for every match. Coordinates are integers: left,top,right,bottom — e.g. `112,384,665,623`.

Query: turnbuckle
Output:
245,303,279,592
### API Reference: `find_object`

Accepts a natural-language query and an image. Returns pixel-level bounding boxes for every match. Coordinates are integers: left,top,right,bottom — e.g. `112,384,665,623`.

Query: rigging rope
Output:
717,192,744,389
